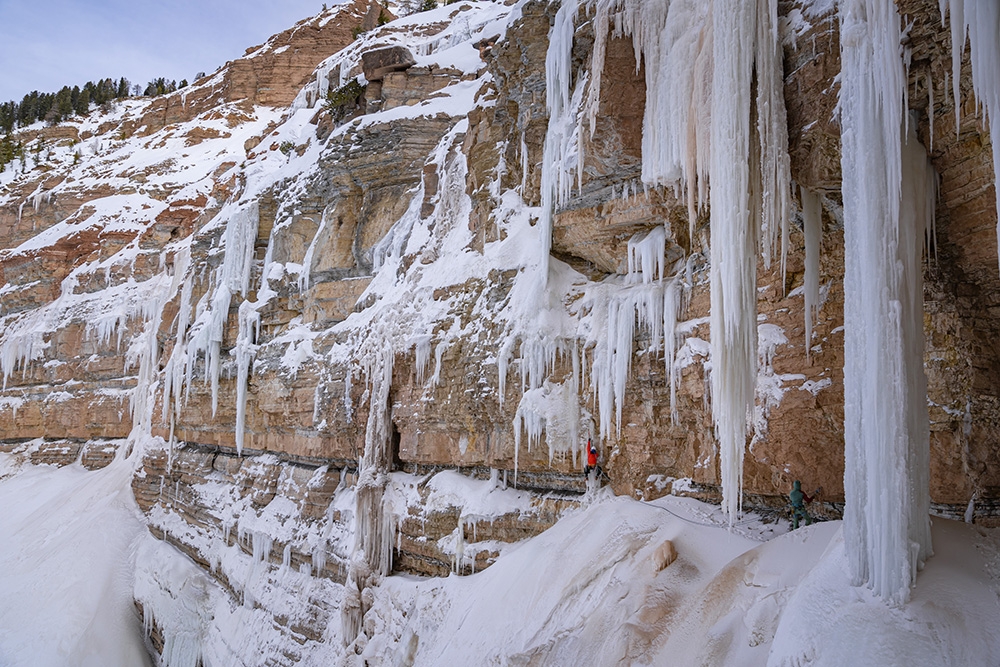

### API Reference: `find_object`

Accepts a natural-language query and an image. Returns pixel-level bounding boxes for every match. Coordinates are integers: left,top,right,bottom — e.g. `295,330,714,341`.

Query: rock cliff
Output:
1,0,999,662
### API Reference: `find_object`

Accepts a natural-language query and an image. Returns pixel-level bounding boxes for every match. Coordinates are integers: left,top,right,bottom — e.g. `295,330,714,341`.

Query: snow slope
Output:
1,452,997,666
0,449,150,667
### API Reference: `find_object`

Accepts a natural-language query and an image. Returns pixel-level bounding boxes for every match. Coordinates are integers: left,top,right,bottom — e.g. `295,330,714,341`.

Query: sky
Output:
0,0,336,102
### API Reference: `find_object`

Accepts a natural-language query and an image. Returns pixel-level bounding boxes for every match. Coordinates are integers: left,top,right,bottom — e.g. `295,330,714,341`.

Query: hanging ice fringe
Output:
941,0,1000,274
539,0,586,285
535,0,793,521
839,0,934,604
156,202,261,455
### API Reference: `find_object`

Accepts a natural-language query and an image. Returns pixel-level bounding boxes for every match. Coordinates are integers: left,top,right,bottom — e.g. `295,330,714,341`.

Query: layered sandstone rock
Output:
3,1,1000,663
2,0,1000,607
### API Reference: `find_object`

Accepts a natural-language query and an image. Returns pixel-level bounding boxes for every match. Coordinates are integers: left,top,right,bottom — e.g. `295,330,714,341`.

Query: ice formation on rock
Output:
540,0,791,521
941,0,1000,274
586,0,711,240
540,0,586,284
130,247,192,437
839,0,934,604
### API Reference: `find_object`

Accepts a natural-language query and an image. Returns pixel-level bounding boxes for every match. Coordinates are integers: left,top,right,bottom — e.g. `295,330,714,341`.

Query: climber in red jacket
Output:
584,439,599,478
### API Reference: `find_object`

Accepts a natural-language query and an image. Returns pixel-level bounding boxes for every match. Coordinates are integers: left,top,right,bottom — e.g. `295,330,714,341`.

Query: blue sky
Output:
0,0,332,101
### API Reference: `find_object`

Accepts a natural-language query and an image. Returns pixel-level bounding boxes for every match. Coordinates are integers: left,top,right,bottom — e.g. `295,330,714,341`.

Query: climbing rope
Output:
641,499,783,528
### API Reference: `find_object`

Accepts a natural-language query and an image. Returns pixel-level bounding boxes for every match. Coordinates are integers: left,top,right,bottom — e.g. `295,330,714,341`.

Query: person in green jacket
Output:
790,480,814,529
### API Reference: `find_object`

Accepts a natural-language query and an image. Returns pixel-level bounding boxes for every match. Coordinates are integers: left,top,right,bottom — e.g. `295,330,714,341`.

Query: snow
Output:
0,452,150,667
2,444,1000,666
420,469,534,521
371,495,1000,667
768,520,1000,666
2,0,995,662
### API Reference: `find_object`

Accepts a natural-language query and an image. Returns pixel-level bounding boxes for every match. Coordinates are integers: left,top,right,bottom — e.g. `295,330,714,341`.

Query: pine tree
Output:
74,88,90,116
0,102,15,134
54,86,73,122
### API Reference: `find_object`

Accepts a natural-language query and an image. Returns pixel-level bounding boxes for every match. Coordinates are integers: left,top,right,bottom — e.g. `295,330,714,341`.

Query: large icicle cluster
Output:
585,0,711,239
159,202,261,455
942,0,1000,274
546,0,790,520
539,0,587,283
129,247,193,437
839,0,934,604
583,229,688,444
583,0,790,265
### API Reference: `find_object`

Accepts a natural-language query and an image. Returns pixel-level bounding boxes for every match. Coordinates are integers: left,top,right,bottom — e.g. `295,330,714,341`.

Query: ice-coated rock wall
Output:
1,0,1000,659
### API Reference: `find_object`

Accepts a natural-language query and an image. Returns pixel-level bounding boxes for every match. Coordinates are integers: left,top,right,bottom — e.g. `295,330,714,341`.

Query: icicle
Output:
343,370,353,424
801,188,823,361
584,273,683,439
709,0,757,524
755,0,793,284
234,301,260,456
946,0,965,136
299,207,329,292
942,0,1000,274
183,202,261,417
411,334,433,384
161,273,194,438
453,517,465,574
626,227,666,284
512,379,580,466
520,134,529,195
840,0,933,604
540,0,587,284
927,71,935,151
312,542,328,574
429,341,448,388
664,279,680,424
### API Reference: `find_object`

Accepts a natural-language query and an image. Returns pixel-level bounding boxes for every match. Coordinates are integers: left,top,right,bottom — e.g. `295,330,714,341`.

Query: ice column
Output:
342,343,395,644
839,0,933,604
709,0,758,522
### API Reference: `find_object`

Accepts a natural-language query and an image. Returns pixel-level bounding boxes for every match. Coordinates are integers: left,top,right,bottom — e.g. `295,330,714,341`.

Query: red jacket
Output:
587,449,598,467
